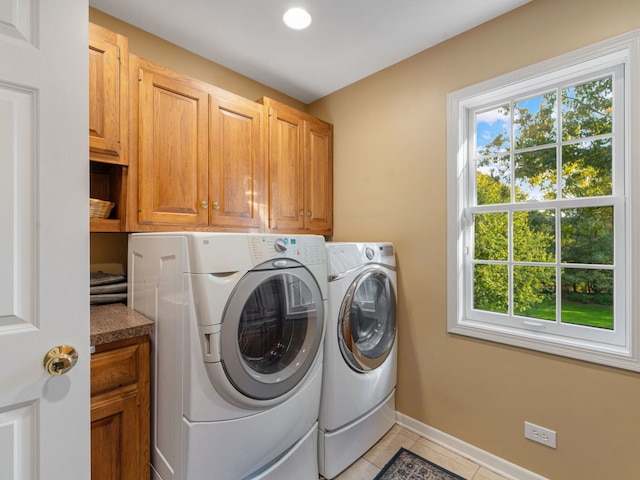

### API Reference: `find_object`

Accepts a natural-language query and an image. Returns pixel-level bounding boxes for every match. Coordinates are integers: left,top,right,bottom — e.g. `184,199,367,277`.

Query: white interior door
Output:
0,0,90,479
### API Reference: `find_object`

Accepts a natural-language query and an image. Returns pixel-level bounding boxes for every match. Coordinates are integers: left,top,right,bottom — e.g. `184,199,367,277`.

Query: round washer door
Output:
338,268,396,372
220,263,324,400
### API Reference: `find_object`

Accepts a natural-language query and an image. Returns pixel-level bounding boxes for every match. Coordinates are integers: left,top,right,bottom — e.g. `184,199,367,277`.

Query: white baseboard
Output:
395,412,548,480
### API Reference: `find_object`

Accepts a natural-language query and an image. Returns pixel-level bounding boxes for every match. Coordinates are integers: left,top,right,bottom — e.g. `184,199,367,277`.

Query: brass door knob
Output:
201,200,209,209
43,345,78,376
306,210,312,217
213,201,221,210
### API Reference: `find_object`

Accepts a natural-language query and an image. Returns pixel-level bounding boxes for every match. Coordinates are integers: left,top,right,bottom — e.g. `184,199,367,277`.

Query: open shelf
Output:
90,161,126,232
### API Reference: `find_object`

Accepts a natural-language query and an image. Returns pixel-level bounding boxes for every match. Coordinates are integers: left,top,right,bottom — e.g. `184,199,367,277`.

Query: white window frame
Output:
447,30,640,371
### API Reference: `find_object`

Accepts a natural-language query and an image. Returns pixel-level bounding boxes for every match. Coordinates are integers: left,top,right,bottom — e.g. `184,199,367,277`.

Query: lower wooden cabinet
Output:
91,335,150,480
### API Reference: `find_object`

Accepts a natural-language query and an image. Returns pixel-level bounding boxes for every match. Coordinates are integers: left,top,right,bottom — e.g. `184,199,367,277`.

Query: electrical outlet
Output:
524,421,557,448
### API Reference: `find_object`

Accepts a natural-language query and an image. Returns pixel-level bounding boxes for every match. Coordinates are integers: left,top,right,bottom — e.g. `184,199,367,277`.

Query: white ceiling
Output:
89,0,531,104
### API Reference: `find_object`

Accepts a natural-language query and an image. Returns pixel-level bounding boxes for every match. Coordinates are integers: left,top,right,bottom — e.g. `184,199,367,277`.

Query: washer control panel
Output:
248,235,326,265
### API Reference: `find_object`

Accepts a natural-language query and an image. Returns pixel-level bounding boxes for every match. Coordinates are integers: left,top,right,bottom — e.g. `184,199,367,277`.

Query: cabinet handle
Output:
201,201,209,209
306,210,312,217
299,210,305,216
213,201,220,210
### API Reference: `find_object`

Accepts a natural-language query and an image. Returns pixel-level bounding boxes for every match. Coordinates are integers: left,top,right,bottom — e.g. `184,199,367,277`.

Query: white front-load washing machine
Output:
318,242,397,479
128,232,327,480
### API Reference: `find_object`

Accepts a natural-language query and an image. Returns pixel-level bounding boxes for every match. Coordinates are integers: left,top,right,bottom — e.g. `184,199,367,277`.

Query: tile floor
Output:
323,424,510,480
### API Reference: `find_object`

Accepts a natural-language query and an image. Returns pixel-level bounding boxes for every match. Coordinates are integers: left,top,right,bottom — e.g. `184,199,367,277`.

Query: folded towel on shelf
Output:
90,293,128,305
90,282,127,295
90,272,127,305
90,272,126,287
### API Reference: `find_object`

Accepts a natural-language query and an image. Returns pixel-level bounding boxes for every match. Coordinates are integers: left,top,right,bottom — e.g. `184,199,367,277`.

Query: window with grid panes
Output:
447,31,640,371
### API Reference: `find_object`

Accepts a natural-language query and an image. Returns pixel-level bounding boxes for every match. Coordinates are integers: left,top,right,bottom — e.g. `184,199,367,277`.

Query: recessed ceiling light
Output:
283,7,312,30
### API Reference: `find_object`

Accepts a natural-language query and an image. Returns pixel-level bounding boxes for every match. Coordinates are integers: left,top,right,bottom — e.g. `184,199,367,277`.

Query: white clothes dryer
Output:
128,232,327,480
318,242,397,479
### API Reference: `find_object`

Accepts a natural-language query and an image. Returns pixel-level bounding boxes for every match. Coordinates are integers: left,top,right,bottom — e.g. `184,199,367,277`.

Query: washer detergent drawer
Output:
189,272,244,328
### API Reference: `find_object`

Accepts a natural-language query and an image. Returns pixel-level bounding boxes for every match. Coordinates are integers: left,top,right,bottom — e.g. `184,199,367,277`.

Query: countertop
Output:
90,303,154,346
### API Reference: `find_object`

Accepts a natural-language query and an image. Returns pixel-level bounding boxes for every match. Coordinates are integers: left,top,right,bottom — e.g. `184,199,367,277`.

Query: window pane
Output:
476,105,510,154
513,266,556,320
561,207,613,265
476,155,510,205
514,92,557,149
474,264,508,313
474,212,508,261
513,210,556,262
515,148,557,201
562,139,612,198
562,76,613,141
561,268,613,329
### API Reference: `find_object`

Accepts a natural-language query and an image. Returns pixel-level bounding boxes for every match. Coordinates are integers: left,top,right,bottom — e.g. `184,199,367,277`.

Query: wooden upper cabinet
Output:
89,23,129,232
305,118,333,233
265,104,306,231
209,89,265,230
129,56,266,232
261,98,333,235
88,26,330,235
89,23,128,165
135,58,209,227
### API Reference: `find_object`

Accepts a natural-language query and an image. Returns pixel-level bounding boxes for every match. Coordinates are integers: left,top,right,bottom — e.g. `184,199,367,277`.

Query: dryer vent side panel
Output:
128,235,189,480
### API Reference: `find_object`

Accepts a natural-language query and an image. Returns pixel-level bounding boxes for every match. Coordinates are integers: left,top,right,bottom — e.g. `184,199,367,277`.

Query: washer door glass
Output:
221,264,324,400
339,269,396,372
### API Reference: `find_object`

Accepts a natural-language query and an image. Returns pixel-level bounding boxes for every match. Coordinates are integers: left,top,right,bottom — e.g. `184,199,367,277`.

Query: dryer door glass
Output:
339,269,396,372
220,264,324,400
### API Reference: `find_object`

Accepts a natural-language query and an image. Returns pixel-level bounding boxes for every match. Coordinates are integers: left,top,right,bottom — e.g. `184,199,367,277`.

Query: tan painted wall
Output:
90,233,128,274
310,0,640,478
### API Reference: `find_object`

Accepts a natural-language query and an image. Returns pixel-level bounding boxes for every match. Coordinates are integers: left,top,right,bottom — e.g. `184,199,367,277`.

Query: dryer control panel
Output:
326,242,396,277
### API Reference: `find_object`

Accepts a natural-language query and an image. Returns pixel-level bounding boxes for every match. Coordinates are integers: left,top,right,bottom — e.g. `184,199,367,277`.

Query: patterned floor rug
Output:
374,448,467,480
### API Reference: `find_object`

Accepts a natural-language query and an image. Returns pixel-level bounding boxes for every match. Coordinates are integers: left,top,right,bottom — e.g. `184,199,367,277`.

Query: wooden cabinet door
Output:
89,23,127,165
209,90,265,229
90,336,150,480
137,60,209,226
91,390,141,480
261,97,333,234
304,118,333,234
267,105,306,231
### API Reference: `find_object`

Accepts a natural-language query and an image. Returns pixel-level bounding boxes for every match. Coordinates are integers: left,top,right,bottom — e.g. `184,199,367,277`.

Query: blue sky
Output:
475,95,547,154
476,105,510,154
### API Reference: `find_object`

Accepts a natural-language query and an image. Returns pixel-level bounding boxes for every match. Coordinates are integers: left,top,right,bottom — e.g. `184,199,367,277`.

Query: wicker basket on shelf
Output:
90,198,115,219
